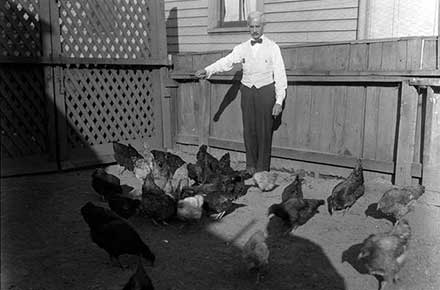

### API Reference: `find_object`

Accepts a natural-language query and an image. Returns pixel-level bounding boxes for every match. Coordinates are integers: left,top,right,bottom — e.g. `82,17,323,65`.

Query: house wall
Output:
164,0,359,53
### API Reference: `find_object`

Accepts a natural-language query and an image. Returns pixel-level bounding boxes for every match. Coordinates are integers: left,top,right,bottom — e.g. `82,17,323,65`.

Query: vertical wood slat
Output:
395,81,418,185
423,86,440,192
161,67,173,149
199,79,211,146
39,0,57,162
150,0,168,60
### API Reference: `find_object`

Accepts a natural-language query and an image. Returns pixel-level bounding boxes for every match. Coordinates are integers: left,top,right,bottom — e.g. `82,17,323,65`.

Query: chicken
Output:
281,174,304,202
123,258,155,290
151,149,185,176
253,171,278,192
107,195,141,219
176,194,204,221
327,159,365,215
80,202,155,267
193,144,221,184
141,173,176,224
218,152,236,175
358,219,411,290
113,141,145,172
377,184,425,222
91,168,123,201
268,197,325,232
242,230,269,282
151,158,172,191
171,163,190,199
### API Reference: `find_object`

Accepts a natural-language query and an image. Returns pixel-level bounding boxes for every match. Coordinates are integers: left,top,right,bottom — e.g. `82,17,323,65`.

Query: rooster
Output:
358,219,411,290
377,184,425,222
327,159,365,215
80,202,155,268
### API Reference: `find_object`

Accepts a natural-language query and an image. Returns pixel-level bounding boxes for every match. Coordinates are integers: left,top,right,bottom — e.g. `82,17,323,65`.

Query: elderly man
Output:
195,11,287,175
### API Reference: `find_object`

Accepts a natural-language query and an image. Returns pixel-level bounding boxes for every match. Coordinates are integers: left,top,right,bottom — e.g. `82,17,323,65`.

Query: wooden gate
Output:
0,0,169,176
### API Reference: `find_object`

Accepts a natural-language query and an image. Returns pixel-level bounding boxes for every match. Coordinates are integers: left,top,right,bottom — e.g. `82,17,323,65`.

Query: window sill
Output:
208,26,249,34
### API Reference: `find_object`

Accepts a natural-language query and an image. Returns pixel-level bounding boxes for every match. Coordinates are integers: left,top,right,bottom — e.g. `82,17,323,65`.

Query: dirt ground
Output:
1,156,440,290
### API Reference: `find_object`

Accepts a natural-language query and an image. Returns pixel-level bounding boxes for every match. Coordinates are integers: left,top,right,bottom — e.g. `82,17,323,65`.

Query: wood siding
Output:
168,36,440,186
164,0,359,53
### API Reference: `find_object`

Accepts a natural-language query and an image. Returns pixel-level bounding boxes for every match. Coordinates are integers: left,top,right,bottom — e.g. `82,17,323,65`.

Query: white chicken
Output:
253,171,278,192
177,194,204,221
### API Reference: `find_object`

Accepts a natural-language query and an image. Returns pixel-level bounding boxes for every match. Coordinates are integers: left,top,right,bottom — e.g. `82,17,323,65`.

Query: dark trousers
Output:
240,83,275,172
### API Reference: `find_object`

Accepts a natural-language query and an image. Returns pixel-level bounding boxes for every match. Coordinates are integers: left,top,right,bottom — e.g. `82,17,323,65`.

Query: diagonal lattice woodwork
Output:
57,0,152,59
0,0,42,57
63,67,155,149
0,65,48,158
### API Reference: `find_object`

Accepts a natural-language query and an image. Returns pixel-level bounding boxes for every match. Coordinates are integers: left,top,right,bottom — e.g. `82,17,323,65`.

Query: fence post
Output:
395,80,418,185
39,0,57,162
199,79,211,146
423,86,440,192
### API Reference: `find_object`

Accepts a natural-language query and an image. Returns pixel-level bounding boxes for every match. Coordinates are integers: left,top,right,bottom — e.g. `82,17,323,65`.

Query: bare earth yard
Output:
1,160,440,290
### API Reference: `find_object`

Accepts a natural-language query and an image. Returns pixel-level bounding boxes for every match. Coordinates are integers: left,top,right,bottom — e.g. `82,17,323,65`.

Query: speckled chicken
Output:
80,202,155,268
281,174,304,202
141,173,176,224
377,184,425,222
327,159,365,215
151,149,185,177
358,219,411,290
123,258,155,290
107,195,141,219
91,168,123,201
253,171,278,192
113,141,145,172
268,197,325,232
170,163,190,199
242,230,269,282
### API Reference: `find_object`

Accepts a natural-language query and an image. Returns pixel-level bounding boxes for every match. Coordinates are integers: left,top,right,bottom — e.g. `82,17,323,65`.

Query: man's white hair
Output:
247,11,264,24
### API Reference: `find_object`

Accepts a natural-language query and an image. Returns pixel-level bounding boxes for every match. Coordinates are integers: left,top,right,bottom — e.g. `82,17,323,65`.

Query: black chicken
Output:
141,173,176,224
281,174,304,202
268,197,325,232
218,152,236,175
107,195,141,219
123,257,155,290
358,219,411,290
80,202,155,268
91,168,123,201
327,159,365,215
113,141,145,172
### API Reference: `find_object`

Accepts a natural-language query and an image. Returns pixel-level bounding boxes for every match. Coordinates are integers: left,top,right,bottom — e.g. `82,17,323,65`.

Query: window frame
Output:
207,0,263,34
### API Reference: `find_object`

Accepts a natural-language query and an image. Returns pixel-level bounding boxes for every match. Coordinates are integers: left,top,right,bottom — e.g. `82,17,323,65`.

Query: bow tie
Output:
251,38,263,46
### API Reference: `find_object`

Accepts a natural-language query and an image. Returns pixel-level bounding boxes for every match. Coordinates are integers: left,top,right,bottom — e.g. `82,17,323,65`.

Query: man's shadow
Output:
212,71,285,132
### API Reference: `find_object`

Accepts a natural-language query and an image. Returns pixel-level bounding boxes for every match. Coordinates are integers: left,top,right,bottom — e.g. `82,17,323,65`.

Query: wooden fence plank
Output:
330,86,347,154
363,87,379,159
343,86,364,157
348,43,368,71
376,86,399,161
395,81,418,185
422,39,437,70
367,42,383,70
199,79,210,146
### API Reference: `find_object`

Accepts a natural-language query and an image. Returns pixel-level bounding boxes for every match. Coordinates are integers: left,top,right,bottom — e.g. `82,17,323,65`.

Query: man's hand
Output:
195,69,207,79
272,103,282,117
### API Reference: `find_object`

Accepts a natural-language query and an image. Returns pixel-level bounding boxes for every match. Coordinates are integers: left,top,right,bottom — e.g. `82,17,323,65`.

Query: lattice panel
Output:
0,65,48,158
63,68,155,148
0,0,42,57
58,0,152,58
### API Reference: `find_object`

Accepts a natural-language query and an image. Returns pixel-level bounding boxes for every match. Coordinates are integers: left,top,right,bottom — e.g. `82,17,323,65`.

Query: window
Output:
208,0,262,33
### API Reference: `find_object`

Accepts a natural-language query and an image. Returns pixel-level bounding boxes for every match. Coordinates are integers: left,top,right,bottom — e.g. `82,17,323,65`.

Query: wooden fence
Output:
1,0,169,176
169,36,440,188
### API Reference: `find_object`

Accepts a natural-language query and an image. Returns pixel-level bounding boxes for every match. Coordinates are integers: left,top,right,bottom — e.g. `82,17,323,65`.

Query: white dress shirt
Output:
204,35,287,105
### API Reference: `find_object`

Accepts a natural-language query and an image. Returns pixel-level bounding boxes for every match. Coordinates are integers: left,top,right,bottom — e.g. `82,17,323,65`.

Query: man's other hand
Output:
195,69,207,79
272,103,282,116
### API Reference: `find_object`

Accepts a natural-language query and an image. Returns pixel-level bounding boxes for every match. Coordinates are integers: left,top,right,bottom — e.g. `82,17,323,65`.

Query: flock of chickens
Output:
80,141,425,290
